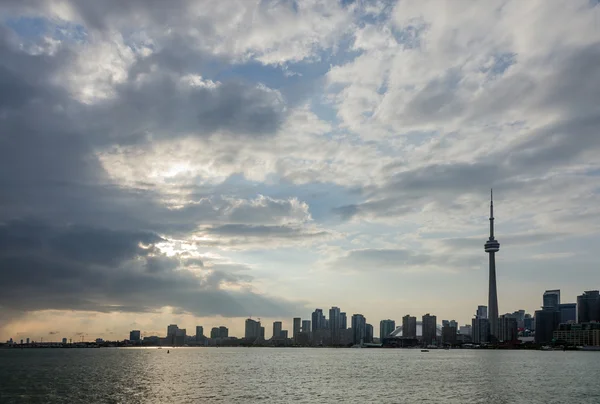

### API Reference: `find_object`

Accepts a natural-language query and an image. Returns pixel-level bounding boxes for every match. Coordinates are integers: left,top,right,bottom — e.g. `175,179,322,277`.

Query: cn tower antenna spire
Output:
484,188,500,342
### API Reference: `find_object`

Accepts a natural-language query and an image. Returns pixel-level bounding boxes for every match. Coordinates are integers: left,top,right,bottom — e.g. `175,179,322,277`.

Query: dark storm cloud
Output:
0,220,298,317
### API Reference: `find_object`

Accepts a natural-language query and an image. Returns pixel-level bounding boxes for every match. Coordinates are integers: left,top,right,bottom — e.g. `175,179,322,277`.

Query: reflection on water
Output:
1,348,599,403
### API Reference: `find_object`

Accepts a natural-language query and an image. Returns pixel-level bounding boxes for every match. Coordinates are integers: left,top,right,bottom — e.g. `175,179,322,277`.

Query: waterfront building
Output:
365,324,374,343
577,290,600,323
210,327,220,339
442,322,457,345
301,320,311,334
219,326,228,338
272,321,282,339
534,307,561,344
62,338,67,344
459,325,472,336
484,190,500,341
498,314,518,342
129,330,141,341
280,330,288,339
243,319,260,339
402,315,417,339
559,303,577,324
380,319,396,340
340,328,354,346
422,313,437,345
260,326,265,339
351,314,366,345
472,318,490,344
167,324,178,337
524,314,534,331
553,323,600,346
311,309,326,333
293,317,301,342
477,305,488,319
329,307,341,344
340,312,347,329
543,290,561,311
195,326,204,342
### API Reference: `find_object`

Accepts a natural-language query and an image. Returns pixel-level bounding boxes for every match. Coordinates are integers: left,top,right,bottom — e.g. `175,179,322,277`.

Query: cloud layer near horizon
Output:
1,0,600,339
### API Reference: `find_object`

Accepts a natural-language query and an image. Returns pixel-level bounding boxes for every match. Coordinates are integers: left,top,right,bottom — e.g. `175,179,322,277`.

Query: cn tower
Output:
485,189,500,340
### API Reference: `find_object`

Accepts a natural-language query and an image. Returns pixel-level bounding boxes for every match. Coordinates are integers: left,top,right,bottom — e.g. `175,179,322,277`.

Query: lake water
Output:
1,347,599,403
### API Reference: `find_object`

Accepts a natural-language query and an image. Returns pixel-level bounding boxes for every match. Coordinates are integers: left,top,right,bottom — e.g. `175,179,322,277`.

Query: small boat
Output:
421,349,429,352
167,350,170,354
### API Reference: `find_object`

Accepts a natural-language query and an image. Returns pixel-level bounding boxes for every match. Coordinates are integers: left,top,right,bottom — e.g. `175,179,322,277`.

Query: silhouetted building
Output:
472,318,490,344
340,328,354,346
559,303,577,324
365,324,374,343
577,290,600,323
498,314,518,342
554,323,600,346
129,330,141,341
210,327,219,339
380,319,396,340
329,307,341,344
340,312,347,329
543,290,561,311
175,328,186,345
535,307,561,344
459,325,472,336
312,309,326,333
273,321,282,339
524,314,534,331
477,305,488,319
195,326,204,342
301,320,311,334
260,327,265,339
402,315,417,339
442,323,457,345
422,313,437,345
219,326,228,338
484,190,500,340
280,330,288,339
245,319,261,341
293,317,301,342
351,314,366,345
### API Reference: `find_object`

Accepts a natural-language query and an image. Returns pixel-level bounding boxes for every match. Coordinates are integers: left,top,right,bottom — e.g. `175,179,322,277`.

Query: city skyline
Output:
2,1,600,342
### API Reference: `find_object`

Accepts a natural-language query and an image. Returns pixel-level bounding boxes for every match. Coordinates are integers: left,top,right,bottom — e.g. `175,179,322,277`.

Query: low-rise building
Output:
553,323,600,346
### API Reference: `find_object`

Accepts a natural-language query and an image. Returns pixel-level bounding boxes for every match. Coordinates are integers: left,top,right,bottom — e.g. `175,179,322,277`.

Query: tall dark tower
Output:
485,189,500,340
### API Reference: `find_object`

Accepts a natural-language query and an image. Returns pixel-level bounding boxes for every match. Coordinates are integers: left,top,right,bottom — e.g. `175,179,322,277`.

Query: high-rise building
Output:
543,290,561,311
380,319,396,340
340,312,347,329
484,190,500,340
260,327,265,339
559,303,577,324
422,313,437,345
281,330,288,339
365,324,374,343
129,330,141,341
402,315,417,339
524,314,534,331
219,326,228,338
273,321,282,339
175,328,186,345
498,314,518,342
245,318,262,340
301,320,311,334
210,327,220,339
577,291,600,323
167,324,178,336
329,307,341,344
311,309,326,332
459,325,472,336
535,307,561,344
293,317,301,342
196,326,204,342
472,318,490,344
442,322,457,345
351,314,366,345
477,306,488,319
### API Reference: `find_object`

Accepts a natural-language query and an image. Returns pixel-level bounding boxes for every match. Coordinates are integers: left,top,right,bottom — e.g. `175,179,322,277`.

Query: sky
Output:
1,0,600,342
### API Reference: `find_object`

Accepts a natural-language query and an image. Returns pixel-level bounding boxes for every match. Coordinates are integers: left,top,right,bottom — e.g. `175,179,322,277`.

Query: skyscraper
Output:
273,321,282,339
402,315,417,339
245,319,262,340
543,290,561,310
329,307,341,344
380,319,396,340
577,291,600,323
301,320,311,333
422,313,437,345
219,326,228,338
340,312,347,329
484,190,500,340
351,314,366,345
559,303,577,324
498,314,518,342
472,317,490,344
196,326,204,342
365,324,374,343
293,317,301,342
477,306,488,319
311,309,325,332
535,307,561,344
129,330,141,341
